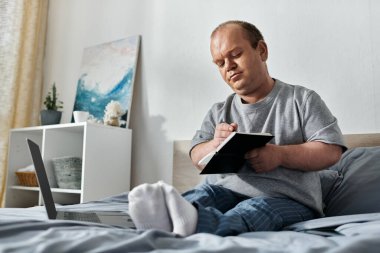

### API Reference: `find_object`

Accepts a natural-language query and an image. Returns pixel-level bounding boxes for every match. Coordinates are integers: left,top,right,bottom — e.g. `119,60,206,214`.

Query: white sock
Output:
159,181,198,236
128,182,172,231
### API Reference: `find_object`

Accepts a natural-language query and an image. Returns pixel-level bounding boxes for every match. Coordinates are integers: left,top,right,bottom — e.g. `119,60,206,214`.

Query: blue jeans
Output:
182,184,316,236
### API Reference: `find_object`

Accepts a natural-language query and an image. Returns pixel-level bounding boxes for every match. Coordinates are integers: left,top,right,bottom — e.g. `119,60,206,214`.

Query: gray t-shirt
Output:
191,79,345,215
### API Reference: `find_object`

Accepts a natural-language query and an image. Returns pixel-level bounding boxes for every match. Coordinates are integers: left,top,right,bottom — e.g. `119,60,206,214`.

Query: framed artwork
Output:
72,35,140,128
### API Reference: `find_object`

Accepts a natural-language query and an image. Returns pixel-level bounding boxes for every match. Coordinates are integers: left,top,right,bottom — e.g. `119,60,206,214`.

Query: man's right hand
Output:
190,122,238,170
212,123,238,148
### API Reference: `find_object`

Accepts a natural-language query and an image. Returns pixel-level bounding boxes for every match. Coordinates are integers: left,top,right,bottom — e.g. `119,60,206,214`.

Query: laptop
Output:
26,138,135,229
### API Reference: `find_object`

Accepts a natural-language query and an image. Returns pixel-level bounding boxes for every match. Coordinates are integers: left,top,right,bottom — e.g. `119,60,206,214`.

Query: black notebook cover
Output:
200,133,274,174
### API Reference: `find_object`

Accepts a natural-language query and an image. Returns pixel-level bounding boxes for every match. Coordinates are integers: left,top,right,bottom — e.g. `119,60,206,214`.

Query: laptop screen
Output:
27,139,57,219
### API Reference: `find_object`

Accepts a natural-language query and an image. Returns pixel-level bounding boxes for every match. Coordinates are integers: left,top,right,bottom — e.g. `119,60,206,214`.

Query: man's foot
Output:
159,181,198,236
128,182,172,231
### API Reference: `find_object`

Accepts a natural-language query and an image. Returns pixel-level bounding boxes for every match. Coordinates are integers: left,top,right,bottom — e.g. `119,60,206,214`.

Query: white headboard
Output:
172,133,380,193
172,140,204,193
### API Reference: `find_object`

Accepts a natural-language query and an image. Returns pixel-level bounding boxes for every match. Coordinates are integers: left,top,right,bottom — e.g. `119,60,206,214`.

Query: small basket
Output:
15,171,38,187
52,156,82,189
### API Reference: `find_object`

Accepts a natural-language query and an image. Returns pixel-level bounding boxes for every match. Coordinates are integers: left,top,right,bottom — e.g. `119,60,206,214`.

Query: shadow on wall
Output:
129,44,171,186
131,114,171,187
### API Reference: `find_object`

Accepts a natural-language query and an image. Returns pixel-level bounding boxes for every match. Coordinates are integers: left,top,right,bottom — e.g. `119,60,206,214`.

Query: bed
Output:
1,133,380,252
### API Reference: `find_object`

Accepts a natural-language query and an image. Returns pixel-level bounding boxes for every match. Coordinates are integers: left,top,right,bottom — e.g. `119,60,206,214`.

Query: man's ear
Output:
257,40,268,61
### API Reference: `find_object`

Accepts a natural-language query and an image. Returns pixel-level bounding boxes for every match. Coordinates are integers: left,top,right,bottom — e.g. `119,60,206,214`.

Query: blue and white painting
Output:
73,35,140,128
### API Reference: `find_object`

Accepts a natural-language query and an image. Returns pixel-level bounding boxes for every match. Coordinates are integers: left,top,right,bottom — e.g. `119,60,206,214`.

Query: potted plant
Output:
40,83,64,125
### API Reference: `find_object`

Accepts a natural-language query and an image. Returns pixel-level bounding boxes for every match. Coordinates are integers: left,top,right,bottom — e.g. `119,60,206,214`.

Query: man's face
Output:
210,25,268,97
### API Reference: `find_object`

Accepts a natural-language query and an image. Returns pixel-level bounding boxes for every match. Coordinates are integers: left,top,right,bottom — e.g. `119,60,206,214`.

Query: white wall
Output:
43,0,380,187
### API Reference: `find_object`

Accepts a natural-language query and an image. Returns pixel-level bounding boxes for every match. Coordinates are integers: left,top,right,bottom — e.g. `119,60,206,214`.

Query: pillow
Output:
319,169,343,205
323,146,380,216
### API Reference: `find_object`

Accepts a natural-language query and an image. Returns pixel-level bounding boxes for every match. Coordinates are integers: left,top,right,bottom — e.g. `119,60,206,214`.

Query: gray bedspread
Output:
2,147,380,252
1,192,380,253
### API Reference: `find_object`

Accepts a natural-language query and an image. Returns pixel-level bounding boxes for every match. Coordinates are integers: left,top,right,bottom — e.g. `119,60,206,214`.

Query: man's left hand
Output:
244,144,281,173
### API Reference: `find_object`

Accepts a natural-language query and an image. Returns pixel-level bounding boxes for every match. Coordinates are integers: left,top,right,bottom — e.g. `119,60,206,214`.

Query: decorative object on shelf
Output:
72,35,141,128
40,83,64,125
15,171,38,187
52,156,82,189
73,111,89,123
104,100,124,127
15,165,38,187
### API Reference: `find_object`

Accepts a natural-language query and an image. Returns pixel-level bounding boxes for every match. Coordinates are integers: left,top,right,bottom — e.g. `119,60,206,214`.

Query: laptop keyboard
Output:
62,212,101,223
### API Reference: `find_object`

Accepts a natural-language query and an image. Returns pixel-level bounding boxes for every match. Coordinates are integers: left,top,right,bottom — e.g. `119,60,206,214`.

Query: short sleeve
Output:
302,91,346,149
190,109,216,150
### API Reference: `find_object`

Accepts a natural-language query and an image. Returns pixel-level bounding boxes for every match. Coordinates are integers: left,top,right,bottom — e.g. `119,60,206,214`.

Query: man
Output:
129,20,345,237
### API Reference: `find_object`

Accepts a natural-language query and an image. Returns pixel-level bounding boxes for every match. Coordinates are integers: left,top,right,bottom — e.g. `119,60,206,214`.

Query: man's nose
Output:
225,59,237,72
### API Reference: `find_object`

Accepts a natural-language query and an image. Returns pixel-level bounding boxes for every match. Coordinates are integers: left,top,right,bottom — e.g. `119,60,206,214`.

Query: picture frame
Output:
72,35,140,128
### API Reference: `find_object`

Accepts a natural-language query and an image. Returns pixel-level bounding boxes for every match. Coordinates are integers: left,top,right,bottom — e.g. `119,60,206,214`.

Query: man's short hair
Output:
211,20,264,49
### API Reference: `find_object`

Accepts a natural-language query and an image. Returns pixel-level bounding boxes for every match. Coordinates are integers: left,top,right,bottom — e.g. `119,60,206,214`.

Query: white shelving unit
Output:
5,122,132,208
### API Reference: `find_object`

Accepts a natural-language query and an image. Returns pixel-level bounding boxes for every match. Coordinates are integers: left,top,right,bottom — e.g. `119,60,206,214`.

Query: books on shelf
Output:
199,132,274,174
